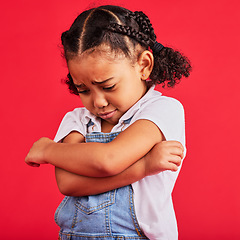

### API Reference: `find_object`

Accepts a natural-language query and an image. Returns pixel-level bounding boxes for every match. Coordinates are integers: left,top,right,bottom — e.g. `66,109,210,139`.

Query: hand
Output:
25,137,55,167
143,141,184,176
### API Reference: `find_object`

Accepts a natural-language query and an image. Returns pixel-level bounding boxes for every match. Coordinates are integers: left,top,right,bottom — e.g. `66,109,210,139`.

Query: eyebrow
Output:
92,77,114,85
74,77,114,88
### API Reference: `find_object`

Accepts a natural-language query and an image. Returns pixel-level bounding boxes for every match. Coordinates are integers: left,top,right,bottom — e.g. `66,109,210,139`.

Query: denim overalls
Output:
54,120,148,240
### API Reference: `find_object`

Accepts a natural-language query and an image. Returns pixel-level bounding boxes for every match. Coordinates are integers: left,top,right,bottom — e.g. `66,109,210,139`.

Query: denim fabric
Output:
55,131,148,240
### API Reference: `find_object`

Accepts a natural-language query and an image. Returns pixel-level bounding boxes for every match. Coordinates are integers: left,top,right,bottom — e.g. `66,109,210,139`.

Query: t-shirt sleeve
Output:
54,108,86,142
133,96,185,146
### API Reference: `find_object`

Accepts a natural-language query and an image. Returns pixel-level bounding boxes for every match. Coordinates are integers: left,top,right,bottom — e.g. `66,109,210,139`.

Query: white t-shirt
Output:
54,86,186,240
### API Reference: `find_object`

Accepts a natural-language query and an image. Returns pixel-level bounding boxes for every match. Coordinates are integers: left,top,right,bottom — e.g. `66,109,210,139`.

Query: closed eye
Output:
78,89,90,94
103,84,115,90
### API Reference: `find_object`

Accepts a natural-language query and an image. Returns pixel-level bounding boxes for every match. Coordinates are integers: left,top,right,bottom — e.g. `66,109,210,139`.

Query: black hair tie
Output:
152,41,164,53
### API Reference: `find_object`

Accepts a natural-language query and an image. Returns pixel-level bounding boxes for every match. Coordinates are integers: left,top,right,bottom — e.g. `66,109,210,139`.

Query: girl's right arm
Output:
25,119,179,177
55,132,183,196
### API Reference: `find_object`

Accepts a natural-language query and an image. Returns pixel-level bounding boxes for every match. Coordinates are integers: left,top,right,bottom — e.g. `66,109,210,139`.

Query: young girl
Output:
25,5,191,240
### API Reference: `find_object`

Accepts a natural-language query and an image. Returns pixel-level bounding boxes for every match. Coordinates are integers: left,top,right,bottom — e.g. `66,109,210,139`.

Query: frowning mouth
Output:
98,110,117,119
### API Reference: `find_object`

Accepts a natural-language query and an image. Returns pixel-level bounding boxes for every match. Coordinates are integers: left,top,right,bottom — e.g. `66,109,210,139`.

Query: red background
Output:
1,0,239,239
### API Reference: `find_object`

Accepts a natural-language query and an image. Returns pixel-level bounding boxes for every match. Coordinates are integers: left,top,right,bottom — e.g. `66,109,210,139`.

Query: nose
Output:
92,92,108,109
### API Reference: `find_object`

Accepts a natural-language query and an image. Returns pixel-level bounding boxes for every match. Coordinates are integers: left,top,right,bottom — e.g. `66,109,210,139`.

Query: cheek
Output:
109,92,124,106
80,96,91,108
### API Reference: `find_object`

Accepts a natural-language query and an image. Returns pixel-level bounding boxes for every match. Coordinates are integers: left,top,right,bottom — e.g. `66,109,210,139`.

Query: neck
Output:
101,120,115,133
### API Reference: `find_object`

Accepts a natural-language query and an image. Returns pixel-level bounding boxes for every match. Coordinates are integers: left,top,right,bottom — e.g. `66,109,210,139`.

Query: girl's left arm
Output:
55,162,145,196
25,119,163,177
55,132,183,196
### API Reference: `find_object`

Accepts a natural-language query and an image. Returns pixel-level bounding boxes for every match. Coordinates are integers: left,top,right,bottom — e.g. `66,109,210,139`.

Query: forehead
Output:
83,45,127,61
68,51,118,75
70,43,136,65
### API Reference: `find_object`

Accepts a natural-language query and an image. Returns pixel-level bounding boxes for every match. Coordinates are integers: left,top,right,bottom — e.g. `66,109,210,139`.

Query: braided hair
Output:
61,5,191,95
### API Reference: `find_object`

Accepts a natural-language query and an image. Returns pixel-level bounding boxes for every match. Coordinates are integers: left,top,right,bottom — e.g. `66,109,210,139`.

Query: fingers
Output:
170,147,184,159
25,152,41,167
164,151,183,172
163,141,185,158
164,140,184,151
25,160,40,167
29,163,40,167
165,159,182,172
159,161,179,172
169,163,179,172
169,155,182,166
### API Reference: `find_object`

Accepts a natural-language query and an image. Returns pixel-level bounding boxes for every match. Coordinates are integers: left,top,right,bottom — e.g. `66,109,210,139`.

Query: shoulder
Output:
61,107,96,125
60,107,94,131
54,107,89,142
63,107,88,120
140,90,184,118
154,89,183,105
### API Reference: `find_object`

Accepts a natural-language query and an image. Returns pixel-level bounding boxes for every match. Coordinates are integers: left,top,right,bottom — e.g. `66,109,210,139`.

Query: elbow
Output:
57,180,74,196
56,173,80,196
58,182,85,197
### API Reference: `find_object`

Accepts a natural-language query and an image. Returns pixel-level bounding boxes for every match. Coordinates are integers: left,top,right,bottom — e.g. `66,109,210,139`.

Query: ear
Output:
137,50,154,80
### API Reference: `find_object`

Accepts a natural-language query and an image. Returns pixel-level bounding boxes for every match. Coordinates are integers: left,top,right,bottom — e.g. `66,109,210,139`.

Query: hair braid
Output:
127,11,192,87
105,23,151,47
127,11,156,48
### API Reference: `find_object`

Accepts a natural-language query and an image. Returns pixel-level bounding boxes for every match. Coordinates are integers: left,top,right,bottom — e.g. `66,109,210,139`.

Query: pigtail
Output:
131,11,192,87
125,11,192,87
150,47,192,87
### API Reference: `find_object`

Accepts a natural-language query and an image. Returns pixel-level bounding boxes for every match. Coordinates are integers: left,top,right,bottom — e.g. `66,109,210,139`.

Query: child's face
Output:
68,50,148,128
